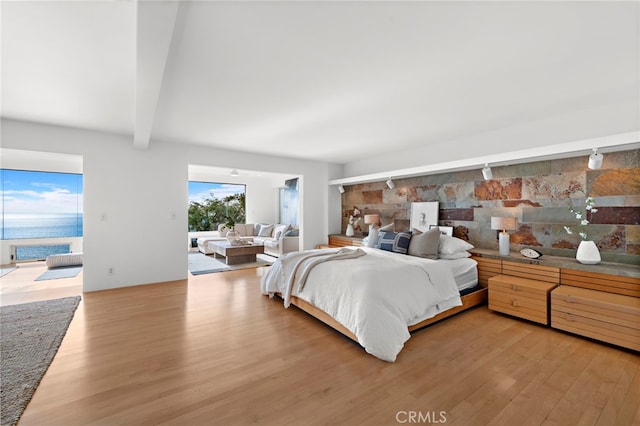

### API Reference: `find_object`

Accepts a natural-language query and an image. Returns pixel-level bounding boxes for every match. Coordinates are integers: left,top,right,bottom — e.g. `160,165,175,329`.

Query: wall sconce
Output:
230,169,239,176
588,148,603,170
386,178,395,189
491,216,517,256
338,185,345,194
482,164,493,180
364,214,380,235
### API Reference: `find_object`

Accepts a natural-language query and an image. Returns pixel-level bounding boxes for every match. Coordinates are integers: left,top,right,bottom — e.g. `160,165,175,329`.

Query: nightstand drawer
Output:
551,286,640,351
489,275,557,325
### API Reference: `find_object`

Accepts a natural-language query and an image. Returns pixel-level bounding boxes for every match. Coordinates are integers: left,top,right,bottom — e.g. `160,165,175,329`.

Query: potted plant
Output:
564,197,600,264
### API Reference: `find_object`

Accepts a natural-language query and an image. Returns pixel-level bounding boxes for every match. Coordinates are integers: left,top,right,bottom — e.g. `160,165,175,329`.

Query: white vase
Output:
345,224,355,237
576,240,601,264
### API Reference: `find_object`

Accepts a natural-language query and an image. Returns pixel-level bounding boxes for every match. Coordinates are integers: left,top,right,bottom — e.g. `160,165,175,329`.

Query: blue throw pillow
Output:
375,231,412,254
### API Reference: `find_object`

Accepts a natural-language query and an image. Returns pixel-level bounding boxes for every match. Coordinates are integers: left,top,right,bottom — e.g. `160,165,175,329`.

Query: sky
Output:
1,170,243,215
188,181,245,204
1,169,83,214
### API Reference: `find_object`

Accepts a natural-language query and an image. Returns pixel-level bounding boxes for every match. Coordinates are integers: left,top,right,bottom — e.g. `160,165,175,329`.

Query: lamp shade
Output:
491,217,517,231
364,214,380,225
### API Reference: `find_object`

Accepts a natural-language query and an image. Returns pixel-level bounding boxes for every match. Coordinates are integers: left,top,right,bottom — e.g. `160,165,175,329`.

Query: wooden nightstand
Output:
489,274,557,325
472,248,639,349
327,234,365,248
551,269,640,351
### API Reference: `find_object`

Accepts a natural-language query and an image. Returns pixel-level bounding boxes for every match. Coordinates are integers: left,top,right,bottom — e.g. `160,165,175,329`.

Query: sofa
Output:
193,223,299,257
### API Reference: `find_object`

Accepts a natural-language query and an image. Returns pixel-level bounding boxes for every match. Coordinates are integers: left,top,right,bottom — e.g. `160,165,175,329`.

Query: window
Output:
1,169,83,260
188,181,245,232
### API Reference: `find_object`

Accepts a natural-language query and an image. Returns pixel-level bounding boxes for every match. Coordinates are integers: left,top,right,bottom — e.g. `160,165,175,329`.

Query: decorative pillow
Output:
439,235,474,255
375,231,412,254
365,227,380,248
379,222,394,232
258,224,274,237
408,227,440,259
254,223,267,236
439,251,472,260
273,224,289,240
284,229,299,237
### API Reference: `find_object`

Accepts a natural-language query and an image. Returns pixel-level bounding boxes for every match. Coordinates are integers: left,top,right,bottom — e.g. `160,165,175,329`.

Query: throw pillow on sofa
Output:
273,224,289,240
254,223,269,236
258,224,274,237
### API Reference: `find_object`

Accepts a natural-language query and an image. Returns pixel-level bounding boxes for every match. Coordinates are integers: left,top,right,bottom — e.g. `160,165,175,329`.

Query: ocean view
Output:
2,213,83,240
2,213,83,260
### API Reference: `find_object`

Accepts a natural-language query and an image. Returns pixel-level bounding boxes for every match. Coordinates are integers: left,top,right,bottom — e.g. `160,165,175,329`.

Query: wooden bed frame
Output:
279,285,488,343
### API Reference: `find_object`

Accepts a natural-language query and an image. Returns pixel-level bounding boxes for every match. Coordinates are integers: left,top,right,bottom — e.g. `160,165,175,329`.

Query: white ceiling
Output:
2,1,638,164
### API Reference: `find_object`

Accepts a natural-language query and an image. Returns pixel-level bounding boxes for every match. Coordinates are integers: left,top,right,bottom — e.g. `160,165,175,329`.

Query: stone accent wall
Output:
341,148,639,265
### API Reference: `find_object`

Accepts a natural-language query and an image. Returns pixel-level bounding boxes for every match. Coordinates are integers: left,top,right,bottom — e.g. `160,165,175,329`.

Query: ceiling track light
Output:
338,185,345,194
386,178,395,189
482,163,493,180
588,148,603,170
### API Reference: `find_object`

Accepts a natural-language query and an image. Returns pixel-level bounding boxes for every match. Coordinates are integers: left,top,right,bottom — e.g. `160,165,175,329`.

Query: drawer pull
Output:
512,299,520,307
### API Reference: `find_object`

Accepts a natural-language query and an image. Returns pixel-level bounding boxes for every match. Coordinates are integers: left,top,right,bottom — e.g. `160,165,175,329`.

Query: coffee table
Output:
208,241,265,265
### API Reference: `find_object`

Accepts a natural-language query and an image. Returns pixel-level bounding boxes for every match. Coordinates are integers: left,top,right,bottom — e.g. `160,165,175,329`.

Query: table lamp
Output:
491,217,517,256
364,214,380,235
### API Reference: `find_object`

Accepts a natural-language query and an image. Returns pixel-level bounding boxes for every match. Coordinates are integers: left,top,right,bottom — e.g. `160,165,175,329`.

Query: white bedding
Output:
261,247,477,362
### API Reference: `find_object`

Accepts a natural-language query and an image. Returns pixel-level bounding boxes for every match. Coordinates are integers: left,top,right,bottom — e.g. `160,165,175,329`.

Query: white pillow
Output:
439,251,472,260
258,224,274,237
273,224,289,239
379,222,394,232
255,223,269,236
439,235,474,254
364,228,380,248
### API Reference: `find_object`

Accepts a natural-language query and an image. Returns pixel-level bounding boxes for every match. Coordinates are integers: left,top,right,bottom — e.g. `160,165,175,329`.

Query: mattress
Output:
445,257,479,291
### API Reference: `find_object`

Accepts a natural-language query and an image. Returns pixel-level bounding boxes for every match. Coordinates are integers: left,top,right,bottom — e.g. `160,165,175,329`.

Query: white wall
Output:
2,119,332,291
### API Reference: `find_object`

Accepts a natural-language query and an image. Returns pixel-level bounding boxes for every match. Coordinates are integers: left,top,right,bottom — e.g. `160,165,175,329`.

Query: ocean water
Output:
2,213,83,260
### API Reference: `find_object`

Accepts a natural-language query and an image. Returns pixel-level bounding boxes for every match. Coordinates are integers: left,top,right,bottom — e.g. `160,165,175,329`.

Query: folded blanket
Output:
275,248,366,307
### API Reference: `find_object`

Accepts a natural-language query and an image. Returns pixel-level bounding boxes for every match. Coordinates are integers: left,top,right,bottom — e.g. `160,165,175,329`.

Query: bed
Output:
261,244,487,362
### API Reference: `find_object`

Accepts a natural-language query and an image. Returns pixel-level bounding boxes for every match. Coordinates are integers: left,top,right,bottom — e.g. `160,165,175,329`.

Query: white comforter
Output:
261,247,463,362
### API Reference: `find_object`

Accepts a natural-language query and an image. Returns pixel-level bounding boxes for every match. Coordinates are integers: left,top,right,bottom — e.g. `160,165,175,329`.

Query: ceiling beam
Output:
134,1,180,149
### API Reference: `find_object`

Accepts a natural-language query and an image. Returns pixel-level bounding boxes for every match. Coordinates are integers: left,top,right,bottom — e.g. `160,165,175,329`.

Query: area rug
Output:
34,266,82,281
188,252,275,275
0,265,17,278
0,296,81,426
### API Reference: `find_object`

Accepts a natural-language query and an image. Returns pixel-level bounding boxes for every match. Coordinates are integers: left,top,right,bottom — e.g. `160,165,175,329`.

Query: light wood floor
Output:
1,261,639,425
